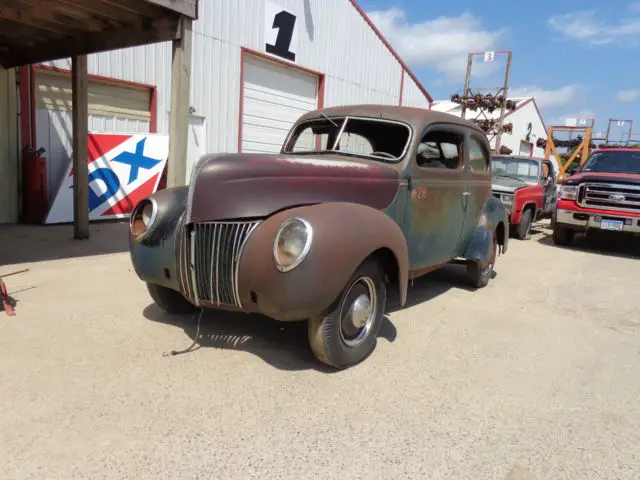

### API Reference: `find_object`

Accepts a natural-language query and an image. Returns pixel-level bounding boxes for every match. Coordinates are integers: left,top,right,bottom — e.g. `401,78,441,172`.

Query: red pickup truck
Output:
553,147,640,245
491,155,558,239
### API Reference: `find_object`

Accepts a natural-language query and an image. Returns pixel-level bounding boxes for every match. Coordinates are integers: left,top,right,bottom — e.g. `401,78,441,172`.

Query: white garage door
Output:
241,54,318,153
34,68,151,202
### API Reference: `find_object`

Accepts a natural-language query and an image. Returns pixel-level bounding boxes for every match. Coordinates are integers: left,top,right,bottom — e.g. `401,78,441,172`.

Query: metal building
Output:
17,0,432,220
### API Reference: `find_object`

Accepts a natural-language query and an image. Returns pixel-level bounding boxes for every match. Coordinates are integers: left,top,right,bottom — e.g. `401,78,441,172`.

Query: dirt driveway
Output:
1,221,639,479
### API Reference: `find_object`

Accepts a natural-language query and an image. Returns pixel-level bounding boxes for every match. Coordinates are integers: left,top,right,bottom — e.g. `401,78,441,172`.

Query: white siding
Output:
39,0,430,159
401,73,431,109
0,68,19,224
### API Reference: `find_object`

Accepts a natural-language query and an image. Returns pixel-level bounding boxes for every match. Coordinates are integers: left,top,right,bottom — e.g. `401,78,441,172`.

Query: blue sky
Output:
360,0,640,142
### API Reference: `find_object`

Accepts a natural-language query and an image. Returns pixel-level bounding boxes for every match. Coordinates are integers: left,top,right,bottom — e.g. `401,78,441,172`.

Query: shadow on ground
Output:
536,230,640,260
144,263,481,371
0,221,129,266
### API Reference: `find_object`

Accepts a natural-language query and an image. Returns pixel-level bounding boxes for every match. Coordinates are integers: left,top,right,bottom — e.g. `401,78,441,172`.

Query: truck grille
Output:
578,182,640,213
176,218,261,308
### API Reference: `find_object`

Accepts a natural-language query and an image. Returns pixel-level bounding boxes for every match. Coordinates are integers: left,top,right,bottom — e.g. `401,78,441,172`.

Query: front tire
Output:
515,208,533,240
147,283,197,314
552,225,575,246
467,230,497,288
308,258,387,369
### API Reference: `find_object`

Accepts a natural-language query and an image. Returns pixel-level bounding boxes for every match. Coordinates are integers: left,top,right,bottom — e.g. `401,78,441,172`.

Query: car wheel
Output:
308,258,387,369
147,283,197,314
552,225,574,246
467,230,497,288
515,208,533,240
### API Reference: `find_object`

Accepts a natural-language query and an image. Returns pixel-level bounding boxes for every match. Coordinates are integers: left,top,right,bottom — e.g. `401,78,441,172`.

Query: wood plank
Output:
143,0,197,19
0,15,180,68
167,16,193,187
72,54,89,239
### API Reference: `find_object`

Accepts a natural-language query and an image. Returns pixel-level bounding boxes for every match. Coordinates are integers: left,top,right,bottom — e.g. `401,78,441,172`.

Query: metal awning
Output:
0,0,197,68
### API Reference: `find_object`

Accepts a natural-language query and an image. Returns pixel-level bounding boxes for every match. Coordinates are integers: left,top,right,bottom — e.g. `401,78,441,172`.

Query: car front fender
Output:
237,202,409,321
463,196,509,266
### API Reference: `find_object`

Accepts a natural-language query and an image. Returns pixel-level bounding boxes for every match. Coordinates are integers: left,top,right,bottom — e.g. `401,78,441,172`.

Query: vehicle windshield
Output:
283,116,411,162
491,156,540,182
579,150,640,175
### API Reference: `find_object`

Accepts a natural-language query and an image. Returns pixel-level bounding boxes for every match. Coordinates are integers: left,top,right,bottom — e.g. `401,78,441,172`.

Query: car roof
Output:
296,104,486,136
492,154,547,163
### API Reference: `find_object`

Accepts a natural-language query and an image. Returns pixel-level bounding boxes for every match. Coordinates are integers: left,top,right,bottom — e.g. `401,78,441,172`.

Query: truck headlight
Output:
560,185,578,201
500,194,513,206
130,198,157,240
273,217,313,272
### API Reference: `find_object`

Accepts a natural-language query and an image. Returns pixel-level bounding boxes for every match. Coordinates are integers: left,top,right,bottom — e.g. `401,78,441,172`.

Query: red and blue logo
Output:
45,133,169,224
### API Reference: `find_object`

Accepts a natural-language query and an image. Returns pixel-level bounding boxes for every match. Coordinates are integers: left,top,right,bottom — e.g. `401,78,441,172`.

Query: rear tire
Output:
552,225,574,246
515,208,533,240
147,283,197,314
308,258,387,369
467,230,497,288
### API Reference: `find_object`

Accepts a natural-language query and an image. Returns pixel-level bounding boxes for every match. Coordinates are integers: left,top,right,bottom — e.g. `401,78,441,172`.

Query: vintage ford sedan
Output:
129,105,509,369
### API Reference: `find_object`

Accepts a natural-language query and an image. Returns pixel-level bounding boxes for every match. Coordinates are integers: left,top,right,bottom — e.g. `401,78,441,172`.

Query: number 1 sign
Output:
265,0,298,62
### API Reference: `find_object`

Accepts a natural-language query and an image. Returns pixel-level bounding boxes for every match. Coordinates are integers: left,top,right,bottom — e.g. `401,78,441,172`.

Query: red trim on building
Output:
18,66,33,152
348,0,433,105
35,64,156,91
237,47,326,153
398,70,404,106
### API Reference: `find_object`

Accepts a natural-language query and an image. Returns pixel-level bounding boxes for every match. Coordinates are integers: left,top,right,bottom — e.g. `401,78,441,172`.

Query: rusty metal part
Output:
237,202,409,322
187,153,401,223
0,279,15,316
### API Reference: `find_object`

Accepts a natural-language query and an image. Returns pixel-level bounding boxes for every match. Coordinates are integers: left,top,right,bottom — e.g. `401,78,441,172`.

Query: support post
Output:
494,51,512,152
72,55,89,239
167,16,193,187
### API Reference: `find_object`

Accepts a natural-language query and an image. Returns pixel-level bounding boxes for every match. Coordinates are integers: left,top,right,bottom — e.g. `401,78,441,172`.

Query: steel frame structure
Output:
604,118,634,145
542,125,593,181
454,50,513,152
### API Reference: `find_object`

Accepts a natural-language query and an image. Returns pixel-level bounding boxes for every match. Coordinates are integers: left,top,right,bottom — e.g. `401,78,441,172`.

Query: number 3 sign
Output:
265,0,298,62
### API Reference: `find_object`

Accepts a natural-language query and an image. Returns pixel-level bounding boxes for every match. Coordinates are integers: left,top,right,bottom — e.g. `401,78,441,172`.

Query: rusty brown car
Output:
129,105,509,369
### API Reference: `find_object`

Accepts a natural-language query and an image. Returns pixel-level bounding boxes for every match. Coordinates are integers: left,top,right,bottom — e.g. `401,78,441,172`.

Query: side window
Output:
416,130,462,170
469,137,490,172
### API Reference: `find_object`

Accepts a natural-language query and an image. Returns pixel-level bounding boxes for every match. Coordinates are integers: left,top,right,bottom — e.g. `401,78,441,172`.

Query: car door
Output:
541,160,557,215
460,132,492,247
404,123,468,270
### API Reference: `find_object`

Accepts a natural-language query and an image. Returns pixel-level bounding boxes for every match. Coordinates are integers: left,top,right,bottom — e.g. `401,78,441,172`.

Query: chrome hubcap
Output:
339,277,377,348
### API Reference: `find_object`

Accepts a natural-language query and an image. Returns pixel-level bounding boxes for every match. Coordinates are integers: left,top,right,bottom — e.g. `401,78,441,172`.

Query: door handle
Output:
461,191,472,196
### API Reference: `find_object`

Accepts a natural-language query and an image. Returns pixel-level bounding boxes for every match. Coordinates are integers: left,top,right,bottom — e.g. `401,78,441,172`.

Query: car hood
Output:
186,153,400,223
564,172,640,185
491,176,529,194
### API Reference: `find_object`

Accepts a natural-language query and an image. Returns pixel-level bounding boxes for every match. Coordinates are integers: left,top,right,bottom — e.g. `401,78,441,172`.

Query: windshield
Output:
283,116,411,162
491,156,540,182
579,150,640,175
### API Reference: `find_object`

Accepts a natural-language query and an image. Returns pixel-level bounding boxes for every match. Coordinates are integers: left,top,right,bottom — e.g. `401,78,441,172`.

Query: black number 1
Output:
266,10,297,61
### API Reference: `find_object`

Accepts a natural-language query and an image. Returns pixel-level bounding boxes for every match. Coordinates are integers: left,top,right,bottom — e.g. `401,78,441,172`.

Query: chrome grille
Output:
176,220,261,308
578,182,640,213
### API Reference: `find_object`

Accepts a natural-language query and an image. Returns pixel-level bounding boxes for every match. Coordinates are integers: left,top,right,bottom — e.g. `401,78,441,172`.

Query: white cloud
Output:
366,8,506,82
508,84,585,108
616,89,640,102
547,4,640,45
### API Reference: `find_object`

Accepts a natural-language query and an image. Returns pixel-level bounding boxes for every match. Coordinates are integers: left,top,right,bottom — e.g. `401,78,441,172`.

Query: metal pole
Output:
627,120,634,145
494,50,512,153
605,119,613,144
460,53,473,120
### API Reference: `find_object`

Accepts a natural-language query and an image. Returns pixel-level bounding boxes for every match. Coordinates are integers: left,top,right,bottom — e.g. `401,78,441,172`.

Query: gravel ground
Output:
0,221,639,480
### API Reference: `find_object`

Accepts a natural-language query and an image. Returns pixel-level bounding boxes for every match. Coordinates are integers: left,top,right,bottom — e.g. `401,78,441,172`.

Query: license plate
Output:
600,219,624,231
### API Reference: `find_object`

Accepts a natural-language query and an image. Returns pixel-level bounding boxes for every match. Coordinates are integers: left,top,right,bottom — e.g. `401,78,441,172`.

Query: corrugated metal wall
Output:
401,74,431,109
0,68,19,224
41,0,430,156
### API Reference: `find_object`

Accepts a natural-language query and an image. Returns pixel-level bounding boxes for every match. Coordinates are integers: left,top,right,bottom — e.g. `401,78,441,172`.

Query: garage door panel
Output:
241,54,318,154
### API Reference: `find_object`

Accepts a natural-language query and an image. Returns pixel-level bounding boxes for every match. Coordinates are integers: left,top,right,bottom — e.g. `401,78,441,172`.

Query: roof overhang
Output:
0,0,198,68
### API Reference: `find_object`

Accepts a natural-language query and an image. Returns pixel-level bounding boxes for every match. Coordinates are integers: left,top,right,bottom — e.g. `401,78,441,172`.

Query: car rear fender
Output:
463,196,509,265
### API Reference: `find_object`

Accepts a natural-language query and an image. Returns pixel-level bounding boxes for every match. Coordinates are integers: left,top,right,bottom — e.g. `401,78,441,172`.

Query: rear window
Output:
580,150,640,175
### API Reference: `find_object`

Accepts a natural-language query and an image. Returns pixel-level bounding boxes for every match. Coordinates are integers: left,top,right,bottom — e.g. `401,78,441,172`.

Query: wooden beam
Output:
167,16,192,187
144,0,198,19
0,15,180,68
72,55,89,240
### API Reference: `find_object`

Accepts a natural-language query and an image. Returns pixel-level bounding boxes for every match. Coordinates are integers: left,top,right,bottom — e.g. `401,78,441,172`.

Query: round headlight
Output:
130,198,157,239
273,217,313,272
